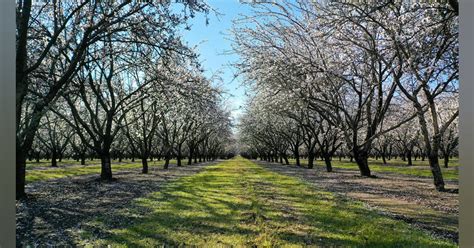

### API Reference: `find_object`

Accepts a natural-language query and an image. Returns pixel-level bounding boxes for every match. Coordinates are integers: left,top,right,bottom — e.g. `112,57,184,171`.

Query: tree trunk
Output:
164,156,170,169
188,147,194,165
354,150,371,177
381,153,387,165
100,153,113,180
51,151,57,167
407,150,413,166
324,154,332,172
188,155,192,165
177,156,182,167
80,153,86,165
307,151,315,169
294,149,300,167
444,154,449,168
177,145,182,167
141,156,148,174
284,155,289,165
428,152,445,191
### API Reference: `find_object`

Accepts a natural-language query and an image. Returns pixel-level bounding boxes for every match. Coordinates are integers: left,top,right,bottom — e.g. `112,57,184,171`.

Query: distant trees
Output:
235,1,458,191
36,113,74,167
16,0,236,199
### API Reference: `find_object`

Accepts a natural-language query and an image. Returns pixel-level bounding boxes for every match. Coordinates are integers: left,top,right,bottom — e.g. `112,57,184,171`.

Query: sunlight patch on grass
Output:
288,158,459,180
26,160,177,183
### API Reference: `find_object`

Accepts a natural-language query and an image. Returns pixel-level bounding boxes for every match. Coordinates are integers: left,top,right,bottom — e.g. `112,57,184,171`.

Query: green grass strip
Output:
80,157,456,247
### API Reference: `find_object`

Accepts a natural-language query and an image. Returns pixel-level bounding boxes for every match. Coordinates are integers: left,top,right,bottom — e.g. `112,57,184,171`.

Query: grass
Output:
26,159,177,183
287,158,459,180
79,157,456,247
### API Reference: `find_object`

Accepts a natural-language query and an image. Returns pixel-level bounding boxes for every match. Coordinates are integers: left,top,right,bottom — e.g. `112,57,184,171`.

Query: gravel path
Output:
16,161,218,247
256,160,459,244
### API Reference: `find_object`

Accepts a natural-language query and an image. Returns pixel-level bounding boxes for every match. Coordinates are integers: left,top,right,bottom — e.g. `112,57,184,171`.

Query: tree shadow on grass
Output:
16,161,217,247
77,160,455,248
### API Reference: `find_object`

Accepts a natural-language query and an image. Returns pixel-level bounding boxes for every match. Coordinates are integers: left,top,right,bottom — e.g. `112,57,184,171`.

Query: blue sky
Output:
178,0,255,122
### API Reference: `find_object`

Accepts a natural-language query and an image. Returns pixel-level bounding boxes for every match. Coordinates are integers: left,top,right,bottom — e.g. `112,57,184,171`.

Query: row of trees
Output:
234,1,458,191
16,0,232,199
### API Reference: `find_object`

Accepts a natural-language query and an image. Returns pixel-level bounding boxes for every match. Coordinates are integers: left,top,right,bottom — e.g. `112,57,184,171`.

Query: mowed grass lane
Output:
287,158,459,180
25,159,177,183
80,157,455,247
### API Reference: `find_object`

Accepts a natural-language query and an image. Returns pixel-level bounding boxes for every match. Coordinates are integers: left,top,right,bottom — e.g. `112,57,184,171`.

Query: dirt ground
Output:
16,161,217,247
256,160,459,244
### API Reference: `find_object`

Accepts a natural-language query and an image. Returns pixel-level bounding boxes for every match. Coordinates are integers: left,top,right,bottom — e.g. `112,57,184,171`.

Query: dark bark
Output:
428,153,445,191
284,155,289,165
177,144,182,167
188,147,194,165
353,150,371,177
444,154,449,168
324,154,333,172
307,151,315,169
51,151,58,167
164,156,170,169
80,153,86,165
294,149,300,167
407,150,413,166
142,156,148,174
100,153,113,180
